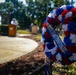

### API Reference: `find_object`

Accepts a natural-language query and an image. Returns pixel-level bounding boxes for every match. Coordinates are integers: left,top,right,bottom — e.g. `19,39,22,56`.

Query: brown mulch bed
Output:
0,34,46,75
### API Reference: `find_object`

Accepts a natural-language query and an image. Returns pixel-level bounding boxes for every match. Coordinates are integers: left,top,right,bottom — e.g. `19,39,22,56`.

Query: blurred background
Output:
0,0,75,29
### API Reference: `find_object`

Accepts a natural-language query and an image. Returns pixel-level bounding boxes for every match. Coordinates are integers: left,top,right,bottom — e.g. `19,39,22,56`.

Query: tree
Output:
53,0,70,8
0,0,71,29
0,0,31,28
26,0,53,27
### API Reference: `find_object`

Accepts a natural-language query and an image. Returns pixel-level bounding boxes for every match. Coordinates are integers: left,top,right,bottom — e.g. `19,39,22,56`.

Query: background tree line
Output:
0,0,74,29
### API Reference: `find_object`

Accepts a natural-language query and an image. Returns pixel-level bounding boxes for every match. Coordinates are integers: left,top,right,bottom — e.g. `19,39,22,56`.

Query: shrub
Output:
0,24,8,35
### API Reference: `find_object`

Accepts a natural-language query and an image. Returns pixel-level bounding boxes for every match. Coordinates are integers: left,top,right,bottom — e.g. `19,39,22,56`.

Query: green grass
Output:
34,35,42,39
17,29,31,34
52,62,76,75
17,29,42,40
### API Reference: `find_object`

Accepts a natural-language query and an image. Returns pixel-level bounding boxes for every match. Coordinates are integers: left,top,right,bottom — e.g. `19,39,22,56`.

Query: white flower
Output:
41,38,45,44
65,12,72,19
45,46,57,55
42,27,47,33
60,5,66,10
62,24,68,31
51,9,57,18
69,53,76,61
48,13,52,17
70,34,76,44
73,5,76,7
58,15,62,21
56,53,62,61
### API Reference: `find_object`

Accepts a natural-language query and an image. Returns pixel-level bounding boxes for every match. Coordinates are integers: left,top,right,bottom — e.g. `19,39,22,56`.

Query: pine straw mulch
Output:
0,34,46,75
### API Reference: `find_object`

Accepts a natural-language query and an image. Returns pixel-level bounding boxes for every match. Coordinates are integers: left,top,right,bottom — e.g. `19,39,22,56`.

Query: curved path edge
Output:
0,36,38,64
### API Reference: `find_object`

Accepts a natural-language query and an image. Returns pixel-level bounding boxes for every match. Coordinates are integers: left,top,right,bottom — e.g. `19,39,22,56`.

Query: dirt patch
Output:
0,35,46,75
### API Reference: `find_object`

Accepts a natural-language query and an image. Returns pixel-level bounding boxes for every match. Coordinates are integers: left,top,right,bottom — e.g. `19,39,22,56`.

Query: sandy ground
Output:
0,36,38,64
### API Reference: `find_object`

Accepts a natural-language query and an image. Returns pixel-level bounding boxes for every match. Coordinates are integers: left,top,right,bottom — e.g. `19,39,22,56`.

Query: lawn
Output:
17,29,31,34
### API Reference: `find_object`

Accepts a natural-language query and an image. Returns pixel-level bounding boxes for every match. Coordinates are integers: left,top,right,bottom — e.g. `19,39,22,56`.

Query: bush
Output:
0,24,8,35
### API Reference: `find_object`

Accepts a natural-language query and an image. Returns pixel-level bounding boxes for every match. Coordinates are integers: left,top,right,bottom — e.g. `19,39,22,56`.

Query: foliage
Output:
52,62,76,75
26,0,53,27
0,0,71,29
0,0,31,28
0,24,8,35
53,0,70,8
